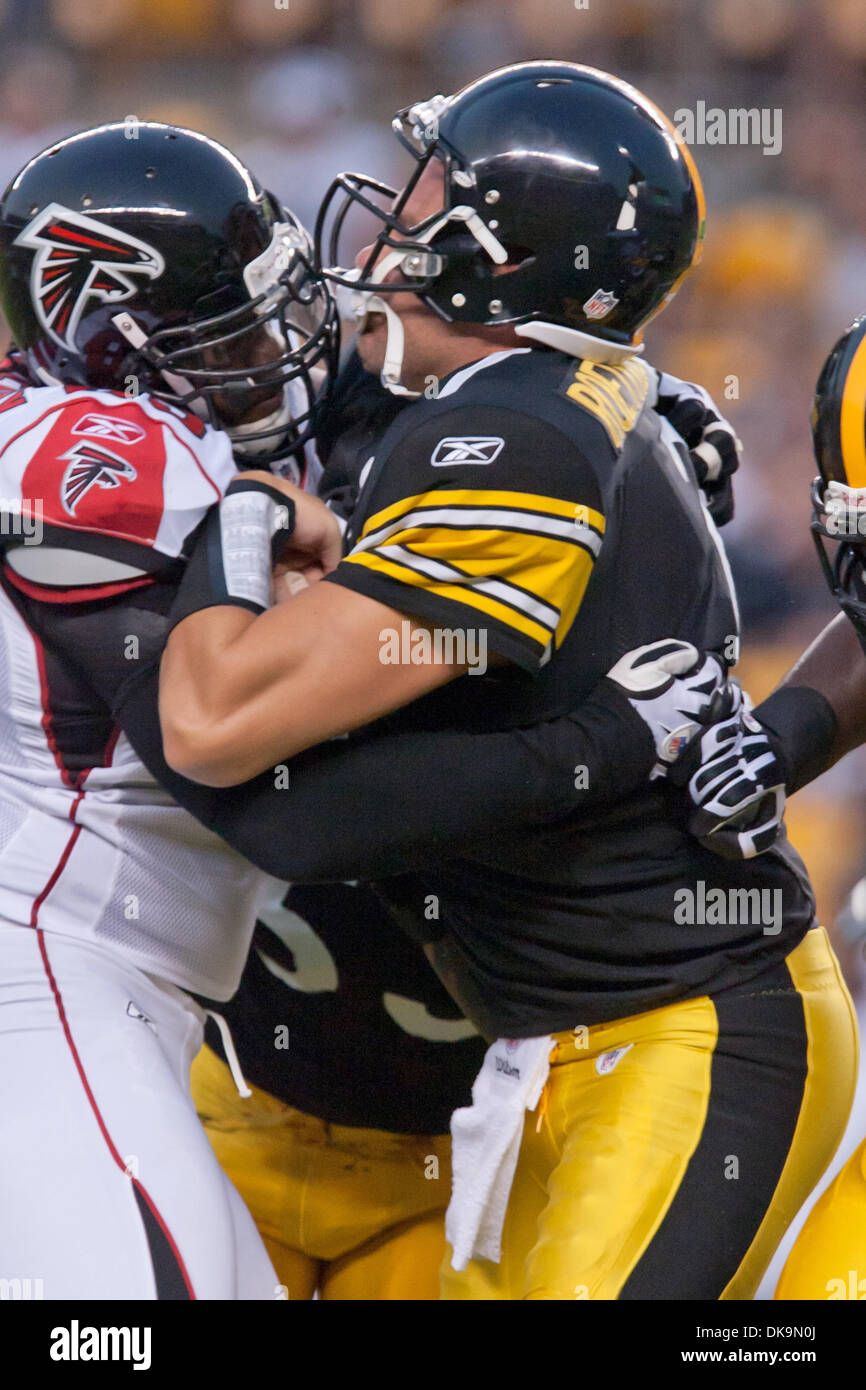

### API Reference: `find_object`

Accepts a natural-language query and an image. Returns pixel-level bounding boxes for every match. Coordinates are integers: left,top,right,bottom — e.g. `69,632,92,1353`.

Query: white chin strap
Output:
336,268,419,399
338,203,508,398
367,285,418,398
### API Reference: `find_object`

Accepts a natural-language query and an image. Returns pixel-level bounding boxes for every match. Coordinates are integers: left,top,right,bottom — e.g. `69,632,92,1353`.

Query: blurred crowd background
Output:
0,0,865,953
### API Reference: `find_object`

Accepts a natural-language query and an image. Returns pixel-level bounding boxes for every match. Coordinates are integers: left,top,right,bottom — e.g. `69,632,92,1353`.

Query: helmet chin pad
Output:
228,386,297,461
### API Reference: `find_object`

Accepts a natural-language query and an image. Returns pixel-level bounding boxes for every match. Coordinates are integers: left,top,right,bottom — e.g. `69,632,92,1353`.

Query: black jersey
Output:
324,346,816,1038
204,880,484,1133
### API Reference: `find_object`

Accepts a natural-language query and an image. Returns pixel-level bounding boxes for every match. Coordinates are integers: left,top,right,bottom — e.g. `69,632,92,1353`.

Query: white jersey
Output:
0,361,311,1000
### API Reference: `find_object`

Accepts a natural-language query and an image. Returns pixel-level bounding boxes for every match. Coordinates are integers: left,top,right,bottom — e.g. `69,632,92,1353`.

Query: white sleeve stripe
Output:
357,505,603,555
370,542,561,630
374,541,561,621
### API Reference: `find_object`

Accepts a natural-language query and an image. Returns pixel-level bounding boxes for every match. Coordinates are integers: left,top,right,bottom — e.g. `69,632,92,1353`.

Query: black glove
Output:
653,370,742,527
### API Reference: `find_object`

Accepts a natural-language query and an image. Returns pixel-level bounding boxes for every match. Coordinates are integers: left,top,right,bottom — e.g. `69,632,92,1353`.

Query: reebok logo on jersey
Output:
71,413,147,446
15,202,165,354
595,1043,633,1076
430,435,505,466
60,440,137,515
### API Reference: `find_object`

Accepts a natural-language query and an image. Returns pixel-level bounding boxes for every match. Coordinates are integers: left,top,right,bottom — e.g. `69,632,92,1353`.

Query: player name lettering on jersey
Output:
563,359,651,449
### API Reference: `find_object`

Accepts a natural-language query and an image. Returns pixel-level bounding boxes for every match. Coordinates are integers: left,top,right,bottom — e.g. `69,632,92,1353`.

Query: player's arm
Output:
127,646,721,881
667,617,858,860
670,317,866,855
16,578,724,881
763,612,866,777
159,411,610,786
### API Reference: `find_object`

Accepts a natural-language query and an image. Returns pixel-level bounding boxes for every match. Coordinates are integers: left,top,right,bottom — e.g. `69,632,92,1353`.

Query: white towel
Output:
446,1034,553,1270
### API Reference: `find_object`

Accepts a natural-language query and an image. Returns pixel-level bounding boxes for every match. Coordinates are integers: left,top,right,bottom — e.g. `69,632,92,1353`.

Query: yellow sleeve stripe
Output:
344,549,558,648
343,522,596,650
353,522,593,609
359,488,605,542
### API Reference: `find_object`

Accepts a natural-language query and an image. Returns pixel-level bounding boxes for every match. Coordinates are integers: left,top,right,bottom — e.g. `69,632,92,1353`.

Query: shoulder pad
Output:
0,386,235,567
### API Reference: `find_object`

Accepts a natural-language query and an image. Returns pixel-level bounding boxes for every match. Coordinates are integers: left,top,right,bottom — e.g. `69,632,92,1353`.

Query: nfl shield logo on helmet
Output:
583,289,619,321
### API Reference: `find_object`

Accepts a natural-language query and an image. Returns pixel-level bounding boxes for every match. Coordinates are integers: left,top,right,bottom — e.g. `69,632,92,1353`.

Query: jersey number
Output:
255,881,477,1044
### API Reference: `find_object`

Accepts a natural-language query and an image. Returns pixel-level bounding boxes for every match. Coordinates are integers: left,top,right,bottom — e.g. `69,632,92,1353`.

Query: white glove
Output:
668,692,787,859
606,640,731,774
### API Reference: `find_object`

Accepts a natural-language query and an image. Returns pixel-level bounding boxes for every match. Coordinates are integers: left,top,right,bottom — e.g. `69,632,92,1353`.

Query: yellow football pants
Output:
442,927,858,1300
775,1135,866,1300
191,1043,451,1300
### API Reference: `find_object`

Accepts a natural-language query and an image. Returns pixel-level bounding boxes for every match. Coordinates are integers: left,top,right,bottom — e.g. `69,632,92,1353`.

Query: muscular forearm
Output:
753,613,866,793
777,613,866,763
160,586,463,784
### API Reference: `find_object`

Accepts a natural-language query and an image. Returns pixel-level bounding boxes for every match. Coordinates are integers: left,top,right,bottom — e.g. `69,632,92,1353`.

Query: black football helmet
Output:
0,122,339,468
810,314,866,648
316,62,705,391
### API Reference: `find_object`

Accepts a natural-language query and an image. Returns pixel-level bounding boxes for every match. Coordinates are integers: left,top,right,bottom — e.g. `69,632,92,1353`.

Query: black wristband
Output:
168,478,295,632
753,685,838,794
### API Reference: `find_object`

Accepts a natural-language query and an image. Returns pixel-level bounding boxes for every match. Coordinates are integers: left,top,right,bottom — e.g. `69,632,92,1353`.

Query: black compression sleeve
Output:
110,660,655,881
17,581,657,882
753,685,838,794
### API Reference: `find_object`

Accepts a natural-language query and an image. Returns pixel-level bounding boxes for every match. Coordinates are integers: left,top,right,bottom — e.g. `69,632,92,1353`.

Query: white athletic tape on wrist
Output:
218,489,286,611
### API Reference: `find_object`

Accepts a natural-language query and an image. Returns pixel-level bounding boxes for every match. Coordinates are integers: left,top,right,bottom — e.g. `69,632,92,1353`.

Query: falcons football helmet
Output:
316,62,705,393
0,122,339,467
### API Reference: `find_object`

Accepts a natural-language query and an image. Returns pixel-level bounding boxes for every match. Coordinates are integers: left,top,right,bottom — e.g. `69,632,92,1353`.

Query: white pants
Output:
0,924,279,1300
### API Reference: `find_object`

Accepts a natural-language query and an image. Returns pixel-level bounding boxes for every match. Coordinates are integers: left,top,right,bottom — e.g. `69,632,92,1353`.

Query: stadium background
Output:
0,3,864,1283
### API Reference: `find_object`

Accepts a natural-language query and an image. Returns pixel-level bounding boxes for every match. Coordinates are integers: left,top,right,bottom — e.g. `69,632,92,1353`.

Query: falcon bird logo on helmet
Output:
316,61,705,396
15,203,164,354
810,314,866,651
59,440,137,515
